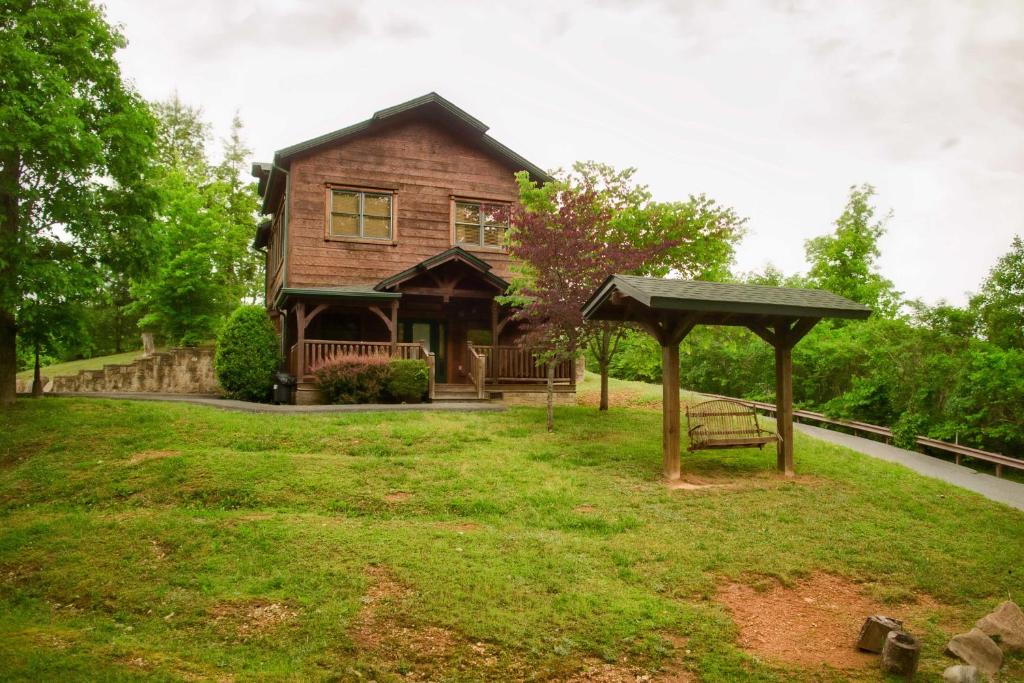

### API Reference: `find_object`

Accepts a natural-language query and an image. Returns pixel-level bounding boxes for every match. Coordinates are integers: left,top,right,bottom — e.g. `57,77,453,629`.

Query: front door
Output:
402,320,446,382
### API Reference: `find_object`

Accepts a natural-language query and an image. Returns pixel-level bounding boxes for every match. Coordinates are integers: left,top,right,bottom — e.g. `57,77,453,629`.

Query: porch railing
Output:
291,340,435,400
470,344,574,384
466,342,487,399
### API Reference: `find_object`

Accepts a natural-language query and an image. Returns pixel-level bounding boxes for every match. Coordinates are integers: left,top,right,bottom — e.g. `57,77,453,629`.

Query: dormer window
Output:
329,189,393,241
454,200,509,249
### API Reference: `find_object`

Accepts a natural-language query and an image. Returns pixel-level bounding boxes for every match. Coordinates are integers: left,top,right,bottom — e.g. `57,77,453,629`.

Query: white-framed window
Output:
329,189,393,240
454,200,508,249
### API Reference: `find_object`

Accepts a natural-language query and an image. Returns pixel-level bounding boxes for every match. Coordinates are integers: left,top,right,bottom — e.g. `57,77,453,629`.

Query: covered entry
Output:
581,275,871,479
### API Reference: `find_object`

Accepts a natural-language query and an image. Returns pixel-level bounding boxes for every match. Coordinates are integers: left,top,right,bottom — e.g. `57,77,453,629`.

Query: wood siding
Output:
285,119,522,289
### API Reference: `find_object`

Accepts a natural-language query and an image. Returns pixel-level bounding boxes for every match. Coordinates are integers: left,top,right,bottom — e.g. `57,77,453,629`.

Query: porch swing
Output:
685,398,780,452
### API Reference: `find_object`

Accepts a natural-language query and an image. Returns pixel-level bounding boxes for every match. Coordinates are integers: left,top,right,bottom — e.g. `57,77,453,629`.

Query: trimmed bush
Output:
386,359,429,403
314,353,391,404
214,306,281,402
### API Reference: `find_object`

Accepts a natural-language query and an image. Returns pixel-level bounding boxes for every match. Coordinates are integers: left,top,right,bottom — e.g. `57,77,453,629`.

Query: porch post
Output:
490,299,499,381
295,301,306,381
389,299,398,355
774,322,794,476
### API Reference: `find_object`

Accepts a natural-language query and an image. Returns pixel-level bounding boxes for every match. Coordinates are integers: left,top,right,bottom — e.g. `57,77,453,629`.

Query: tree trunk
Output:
546,361,555,432
0,151,20,407
599,362,610,411
32,341,42,398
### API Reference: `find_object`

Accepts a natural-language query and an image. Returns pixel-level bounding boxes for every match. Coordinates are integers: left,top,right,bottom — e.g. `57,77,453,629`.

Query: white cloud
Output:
102,0,1024,305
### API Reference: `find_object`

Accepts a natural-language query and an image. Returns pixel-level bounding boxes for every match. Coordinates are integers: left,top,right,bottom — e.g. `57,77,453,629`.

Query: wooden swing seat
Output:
685,398,779,452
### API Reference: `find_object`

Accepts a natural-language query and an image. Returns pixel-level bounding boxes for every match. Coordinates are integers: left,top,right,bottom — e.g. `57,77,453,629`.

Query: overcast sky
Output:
102,0,1024,305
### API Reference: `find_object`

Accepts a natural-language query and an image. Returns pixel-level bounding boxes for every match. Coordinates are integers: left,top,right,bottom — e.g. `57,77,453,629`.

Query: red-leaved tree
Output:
503,179,675,430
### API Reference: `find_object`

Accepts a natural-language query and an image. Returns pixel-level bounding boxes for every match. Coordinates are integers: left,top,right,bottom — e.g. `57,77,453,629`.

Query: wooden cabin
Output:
252,93,575,404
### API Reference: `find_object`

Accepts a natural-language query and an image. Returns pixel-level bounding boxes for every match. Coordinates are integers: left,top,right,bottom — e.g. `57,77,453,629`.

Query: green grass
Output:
1,376,1022,681
16,349,149,381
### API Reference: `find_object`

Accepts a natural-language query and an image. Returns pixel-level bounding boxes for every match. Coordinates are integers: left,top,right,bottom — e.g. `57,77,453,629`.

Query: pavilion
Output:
581,275,871,479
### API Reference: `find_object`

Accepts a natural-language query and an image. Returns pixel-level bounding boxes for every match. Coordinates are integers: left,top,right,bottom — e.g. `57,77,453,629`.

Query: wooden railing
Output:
466,342,486,399
291,340,435,399
699,392,1024,478
471,345,573,384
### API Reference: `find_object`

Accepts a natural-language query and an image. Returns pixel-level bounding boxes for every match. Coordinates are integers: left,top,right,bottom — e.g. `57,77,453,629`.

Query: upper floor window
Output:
454,201,508,249
329,189,393,240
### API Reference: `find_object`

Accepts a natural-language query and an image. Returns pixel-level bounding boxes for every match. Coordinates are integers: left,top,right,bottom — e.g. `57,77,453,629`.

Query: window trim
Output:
450,197,510,252
324,185,397,245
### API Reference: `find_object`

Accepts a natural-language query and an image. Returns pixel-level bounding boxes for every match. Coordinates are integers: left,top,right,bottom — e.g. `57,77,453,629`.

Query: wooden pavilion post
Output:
774,322,794,476
662,340,682,480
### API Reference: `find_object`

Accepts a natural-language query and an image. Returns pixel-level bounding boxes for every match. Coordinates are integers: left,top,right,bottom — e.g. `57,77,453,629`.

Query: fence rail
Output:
471,345,573,383
698,392,1023,477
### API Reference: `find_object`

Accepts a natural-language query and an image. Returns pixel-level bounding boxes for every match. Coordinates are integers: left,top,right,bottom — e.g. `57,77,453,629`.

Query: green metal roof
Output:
274,285,401,309
582,275,872,321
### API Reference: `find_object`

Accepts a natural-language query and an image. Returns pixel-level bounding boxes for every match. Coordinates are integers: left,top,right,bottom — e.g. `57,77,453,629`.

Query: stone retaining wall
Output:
46,347,220,395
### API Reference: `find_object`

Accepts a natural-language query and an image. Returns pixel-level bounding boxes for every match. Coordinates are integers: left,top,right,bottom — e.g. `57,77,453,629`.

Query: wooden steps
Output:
433,384,489,403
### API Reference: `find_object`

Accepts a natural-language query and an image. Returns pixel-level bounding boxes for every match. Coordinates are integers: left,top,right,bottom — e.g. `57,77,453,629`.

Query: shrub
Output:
386,359,429,403
214,306,281,402
313,353,391,404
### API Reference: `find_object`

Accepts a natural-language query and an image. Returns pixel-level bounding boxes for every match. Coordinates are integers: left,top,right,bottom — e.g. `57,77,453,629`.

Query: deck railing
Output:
470,344,574,384
292,340,435,399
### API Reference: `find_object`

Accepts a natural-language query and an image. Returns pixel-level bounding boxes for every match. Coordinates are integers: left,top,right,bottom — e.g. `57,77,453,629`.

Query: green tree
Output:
805,184,900,317
971,235,1024,349
0,0,157,405
130,99,261,345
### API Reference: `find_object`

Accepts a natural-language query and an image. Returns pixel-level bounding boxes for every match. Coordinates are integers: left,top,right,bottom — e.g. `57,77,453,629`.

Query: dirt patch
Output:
566,636,694,682
667,472,822,494
149,539,171,561
210,599,297,641
350,565,458,676
127,449,181,465
383,491,412,502
574,504,598,513
716,572,931,670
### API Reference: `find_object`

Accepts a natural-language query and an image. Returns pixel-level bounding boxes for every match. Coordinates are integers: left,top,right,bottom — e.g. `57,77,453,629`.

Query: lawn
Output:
1,376,1022,681
15,349,149,381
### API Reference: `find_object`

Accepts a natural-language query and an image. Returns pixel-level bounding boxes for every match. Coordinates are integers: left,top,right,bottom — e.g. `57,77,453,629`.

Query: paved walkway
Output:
796,423,1024,511
39,392,505,414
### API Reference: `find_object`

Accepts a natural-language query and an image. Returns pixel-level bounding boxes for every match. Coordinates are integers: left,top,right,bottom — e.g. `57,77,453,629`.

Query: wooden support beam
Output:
746,322,776,346
774,320,794,476
662,340,681,481
389,300,398,354
368,305,393,332
785,317,820,348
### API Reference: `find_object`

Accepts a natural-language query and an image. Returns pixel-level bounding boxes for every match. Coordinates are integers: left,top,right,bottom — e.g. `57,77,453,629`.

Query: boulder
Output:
857,615,904,653
946,628,1003,677
881,630,920,678
942,665,980,683
976,600,1024,651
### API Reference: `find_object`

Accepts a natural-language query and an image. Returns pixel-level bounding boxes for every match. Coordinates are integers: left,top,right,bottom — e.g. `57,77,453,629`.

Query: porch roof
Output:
274,285,400,309
375,246,510,292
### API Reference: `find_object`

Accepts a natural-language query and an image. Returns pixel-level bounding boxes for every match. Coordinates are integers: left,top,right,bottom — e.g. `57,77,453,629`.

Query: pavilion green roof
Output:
582,275,872,322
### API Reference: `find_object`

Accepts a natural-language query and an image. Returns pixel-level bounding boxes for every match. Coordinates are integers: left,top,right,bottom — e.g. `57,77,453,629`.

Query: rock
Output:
857,615,904,653
942,665,980,683
976,600,1024,651
946,628,1003,677
881,630,921,678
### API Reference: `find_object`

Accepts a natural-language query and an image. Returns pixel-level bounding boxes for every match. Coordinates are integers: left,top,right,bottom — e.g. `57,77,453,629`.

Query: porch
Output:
277,247,575,404
288,338,575,402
